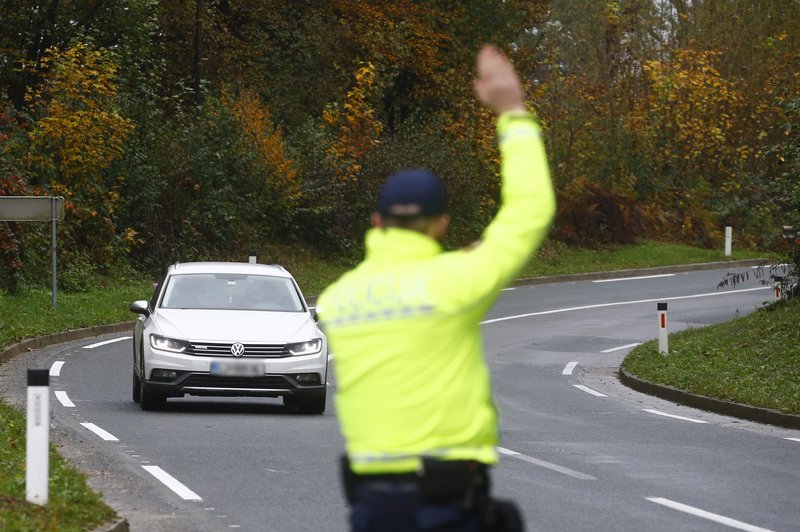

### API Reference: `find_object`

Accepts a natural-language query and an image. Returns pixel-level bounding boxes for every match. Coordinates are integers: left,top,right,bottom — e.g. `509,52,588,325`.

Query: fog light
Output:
152,369,178,380
295,373,321,385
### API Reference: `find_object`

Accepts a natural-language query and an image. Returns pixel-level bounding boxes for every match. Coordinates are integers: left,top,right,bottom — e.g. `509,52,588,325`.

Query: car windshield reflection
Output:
160,273,304,312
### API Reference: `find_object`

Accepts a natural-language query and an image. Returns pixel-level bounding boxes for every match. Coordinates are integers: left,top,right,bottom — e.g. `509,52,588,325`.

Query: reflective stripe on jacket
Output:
318,112,556,474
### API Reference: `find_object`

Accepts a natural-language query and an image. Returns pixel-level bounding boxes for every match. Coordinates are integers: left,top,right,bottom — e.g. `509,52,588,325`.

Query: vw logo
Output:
230,342,246,357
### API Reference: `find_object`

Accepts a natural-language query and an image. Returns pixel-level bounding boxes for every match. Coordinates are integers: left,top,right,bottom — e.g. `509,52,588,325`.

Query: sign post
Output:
0,196,64,306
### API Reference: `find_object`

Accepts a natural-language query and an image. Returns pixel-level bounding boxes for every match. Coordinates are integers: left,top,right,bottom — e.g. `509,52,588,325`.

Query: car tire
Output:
132,370,141,403
139,379,166,411
284,391,326,415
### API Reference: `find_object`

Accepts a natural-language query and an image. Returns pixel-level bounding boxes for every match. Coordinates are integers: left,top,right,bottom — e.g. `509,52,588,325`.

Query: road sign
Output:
0,196,65,306
0,196,64,221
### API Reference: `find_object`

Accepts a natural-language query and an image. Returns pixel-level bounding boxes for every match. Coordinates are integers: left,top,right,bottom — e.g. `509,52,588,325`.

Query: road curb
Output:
0,321,134,365
618,367,800,430
511,258,770,286
91,517,130,532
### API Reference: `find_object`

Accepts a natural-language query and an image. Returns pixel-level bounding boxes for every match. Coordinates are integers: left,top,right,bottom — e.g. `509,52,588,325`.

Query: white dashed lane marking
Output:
80,422,119,441
646,497,774,532
600,342,641,353
573,384,607,397
54,391,75,407
593,273,675,283
83,336,131,349
497,447,596,480
49,361,65,376
142,465,202,501
562,361,578,375
643,409,707,424
481,287,768,325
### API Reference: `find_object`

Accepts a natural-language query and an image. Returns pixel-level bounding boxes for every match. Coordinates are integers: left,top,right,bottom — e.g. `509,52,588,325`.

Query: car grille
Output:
185,342,289,358
180,374,291,389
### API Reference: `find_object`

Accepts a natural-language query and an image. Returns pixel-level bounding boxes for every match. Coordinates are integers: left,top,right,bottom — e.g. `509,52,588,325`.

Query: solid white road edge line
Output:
562,361,579,375
80,422,119,441
142,465,203,501
480,286,768,325
643,408,707,424
497,447,596,480
593,273,675,283
785,438,800,443
573,384,607,397
600,342,641,353
83,336,132,349
646,497,774,532
54,391,75,408
49,360,65,376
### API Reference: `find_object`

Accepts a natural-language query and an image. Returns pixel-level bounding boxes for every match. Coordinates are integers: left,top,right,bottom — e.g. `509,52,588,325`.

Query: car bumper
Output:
144,348,327,398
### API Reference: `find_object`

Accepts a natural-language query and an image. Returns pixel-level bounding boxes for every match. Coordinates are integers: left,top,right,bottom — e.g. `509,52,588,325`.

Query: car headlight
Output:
150,334,191,353
287,338,322,356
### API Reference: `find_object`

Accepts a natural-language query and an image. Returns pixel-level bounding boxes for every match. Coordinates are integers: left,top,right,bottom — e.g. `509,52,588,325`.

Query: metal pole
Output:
26,369,50,505
51,197,57,307
658,303,668,355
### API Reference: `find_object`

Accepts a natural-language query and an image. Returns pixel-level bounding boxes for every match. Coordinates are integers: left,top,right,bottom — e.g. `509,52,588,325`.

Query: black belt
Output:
340,456,489,506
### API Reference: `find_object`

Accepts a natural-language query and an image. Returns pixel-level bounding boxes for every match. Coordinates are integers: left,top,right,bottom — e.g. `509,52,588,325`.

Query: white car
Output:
130,262,328,413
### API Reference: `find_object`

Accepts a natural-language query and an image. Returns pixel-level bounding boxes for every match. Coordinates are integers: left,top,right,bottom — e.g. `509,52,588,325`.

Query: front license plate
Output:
210,360,264,377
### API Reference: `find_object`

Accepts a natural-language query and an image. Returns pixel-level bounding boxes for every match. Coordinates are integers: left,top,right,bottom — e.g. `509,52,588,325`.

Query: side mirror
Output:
310,307,317,321
130,300,150,317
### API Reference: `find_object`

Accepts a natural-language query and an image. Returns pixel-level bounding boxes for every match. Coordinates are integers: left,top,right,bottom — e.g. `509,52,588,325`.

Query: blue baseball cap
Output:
377,169,448,217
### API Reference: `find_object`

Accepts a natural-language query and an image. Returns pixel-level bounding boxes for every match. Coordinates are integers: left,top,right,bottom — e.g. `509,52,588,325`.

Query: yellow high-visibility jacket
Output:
318,112,556,474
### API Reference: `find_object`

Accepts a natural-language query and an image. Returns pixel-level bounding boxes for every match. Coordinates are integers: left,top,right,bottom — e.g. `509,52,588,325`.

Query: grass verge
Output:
622,296,800,414
0,240,781,528
0,402,117,531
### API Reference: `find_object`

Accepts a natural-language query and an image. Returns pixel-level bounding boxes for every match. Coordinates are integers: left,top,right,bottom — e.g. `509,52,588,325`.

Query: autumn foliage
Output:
0,1,799,288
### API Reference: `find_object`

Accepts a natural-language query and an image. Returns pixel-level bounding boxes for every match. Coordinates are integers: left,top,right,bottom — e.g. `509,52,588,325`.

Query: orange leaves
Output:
324,62,383,182
26,42,133,181
635,48,742,180
230,89,300,200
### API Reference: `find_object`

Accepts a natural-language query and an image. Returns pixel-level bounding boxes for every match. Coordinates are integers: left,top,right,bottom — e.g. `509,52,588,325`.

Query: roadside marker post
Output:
26,369,50,505
658,303,668,355
724,226,733,257
248,249,257,264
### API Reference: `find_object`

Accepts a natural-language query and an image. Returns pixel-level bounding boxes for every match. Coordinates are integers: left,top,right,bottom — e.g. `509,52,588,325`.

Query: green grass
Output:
0,240,784,528
0,402,117,531
622,297,800,414
0,278,153,351
517,239,769,278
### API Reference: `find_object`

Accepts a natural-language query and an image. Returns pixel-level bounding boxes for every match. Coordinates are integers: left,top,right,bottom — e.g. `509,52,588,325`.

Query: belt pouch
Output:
420,459,487,505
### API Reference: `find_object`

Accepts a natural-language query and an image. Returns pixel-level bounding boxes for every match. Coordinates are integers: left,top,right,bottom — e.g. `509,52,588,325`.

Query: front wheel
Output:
284,391,326,415
132,370,141,403
139,379,166,411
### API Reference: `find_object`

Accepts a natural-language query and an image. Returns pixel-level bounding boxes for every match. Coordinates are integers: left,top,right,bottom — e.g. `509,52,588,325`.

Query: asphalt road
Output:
2,265,799,531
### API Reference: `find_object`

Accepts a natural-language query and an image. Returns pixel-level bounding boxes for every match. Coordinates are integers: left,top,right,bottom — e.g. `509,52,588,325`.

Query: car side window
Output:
149,275,166,310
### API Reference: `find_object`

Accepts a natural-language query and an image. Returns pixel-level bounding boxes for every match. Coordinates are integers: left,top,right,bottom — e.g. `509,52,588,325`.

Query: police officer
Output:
317,45,556,531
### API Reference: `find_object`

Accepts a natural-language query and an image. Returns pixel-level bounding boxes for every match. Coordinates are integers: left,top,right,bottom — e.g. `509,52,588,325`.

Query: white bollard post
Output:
724,226,733,257
26,369,50,505
658,303,668,355
248,249,257,264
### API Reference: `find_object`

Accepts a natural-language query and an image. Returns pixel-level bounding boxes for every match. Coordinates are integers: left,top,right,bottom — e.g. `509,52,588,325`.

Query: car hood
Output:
153,309,318,343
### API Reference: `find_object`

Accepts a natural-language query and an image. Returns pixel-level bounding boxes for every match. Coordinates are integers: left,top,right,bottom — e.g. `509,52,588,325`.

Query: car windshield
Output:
160,273,304,312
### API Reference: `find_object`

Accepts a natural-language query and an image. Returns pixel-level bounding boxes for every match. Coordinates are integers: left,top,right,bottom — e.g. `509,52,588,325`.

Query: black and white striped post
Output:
26,369,50,505
658,303,668,355
248,249,257,264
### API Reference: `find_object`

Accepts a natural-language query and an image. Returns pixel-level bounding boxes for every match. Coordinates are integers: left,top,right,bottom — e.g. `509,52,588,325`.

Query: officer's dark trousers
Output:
349,482,483,532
